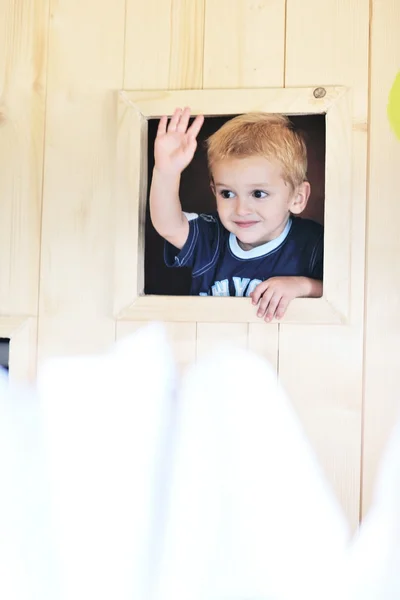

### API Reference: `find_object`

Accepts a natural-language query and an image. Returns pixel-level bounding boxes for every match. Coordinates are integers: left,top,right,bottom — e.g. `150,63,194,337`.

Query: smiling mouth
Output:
234,221,260,228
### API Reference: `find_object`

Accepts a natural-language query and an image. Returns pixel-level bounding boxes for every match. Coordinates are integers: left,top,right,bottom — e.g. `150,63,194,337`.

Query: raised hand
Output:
154,107,204,176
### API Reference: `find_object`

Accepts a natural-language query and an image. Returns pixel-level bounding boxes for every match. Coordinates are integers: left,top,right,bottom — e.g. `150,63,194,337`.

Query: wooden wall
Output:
1,0,399,526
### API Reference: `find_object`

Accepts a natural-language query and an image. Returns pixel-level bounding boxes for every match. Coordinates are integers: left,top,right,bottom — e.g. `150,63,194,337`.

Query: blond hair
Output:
206,113,307,189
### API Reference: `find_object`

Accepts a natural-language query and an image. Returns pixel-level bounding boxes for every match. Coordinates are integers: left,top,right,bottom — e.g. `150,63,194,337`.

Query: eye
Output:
220,189,235,199
252,190,268,199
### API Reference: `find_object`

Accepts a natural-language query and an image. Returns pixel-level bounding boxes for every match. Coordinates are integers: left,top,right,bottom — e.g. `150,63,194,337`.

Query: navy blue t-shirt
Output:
164,213,323,297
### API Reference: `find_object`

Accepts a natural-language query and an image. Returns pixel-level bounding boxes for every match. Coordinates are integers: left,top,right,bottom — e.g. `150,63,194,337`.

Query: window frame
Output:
115,86,352,325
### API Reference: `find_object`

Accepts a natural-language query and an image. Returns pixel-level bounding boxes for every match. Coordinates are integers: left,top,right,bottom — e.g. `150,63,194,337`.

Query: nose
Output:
235,196,252,216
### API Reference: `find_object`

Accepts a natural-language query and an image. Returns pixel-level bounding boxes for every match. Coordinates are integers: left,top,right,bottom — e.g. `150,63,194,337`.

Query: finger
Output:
251,281,270,305
157,115,168,136
264,294,281,322
183,134,197,154
275,297,290,320
256,289,275,318
167,108,182,132
187,114,205,139
177,107,191,132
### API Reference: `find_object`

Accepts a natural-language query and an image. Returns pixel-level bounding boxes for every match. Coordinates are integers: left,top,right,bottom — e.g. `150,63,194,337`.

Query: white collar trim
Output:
229,218,292,259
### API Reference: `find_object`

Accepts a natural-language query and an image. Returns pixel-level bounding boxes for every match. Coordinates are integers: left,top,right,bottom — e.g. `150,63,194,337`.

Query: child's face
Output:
211,156,310,250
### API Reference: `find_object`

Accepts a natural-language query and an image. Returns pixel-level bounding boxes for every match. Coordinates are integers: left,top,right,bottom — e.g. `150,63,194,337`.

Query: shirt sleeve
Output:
309,232,324,280
164,213,221,276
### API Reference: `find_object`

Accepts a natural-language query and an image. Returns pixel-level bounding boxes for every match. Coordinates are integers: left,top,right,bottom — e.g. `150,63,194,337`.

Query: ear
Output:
210,179,216,196
290,181,311,215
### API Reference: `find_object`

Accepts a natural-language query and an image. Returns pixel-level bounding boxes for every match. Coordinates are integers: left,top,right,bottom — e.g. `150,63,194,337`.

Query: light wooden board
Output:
248,323,279,373
204,0,285,88
0,0,48,317
281,0,369,528
117,315,278,376
286,0,368,121
119,296,342,324
9,318,38,383
123,86,339,117
124,0,205,90
279,325,362,528
196,323,248,361
114,98,147,316
0,317,37,383
116,321,196,374
363,0,400,514
38,0,126,362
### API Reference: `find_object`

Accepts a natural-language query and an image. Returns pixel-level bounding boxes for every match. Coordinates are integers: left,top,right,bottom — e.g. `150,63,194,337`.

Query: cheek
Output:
257,204,277,219
216,199,230,216
258,198,290,219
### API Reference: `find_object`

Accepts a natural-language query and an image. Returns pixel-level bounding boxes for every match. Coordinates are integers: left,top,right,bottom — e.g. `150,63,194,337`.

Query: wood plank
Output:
114,96,147,316
0,317,37,383
281,0,369,528
279,326,362,528
363,0,400,514
196,323,248,361
248,323,279,372
116,321,196,373
0,0,49,316
119,295,341,324
124,0,205,90
0,317,28,338
38,0,126,362
286,0,368,121
123,86,338,117
9,318,38,383
204,0,285,88
324,91,352,320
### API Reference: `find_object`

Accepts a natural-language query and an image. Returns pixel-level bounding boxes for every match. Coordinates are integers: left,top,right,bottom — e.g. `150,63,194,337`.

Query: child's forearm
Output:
299,277,323,298
149,167,186,238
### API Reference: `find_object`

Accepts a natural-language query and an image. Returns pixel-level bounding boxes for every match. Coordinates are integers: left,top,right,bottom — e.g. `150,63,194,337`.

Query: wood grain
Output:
248,323,279,372
0,0,49,379
38,0,126,361
119,296,341,324
123,86,337,117
0,317,37,382
0,0,48,317
124,0,205,90
363,0,400,514
279,325,362,528
196,323,248,360
204,0,285,88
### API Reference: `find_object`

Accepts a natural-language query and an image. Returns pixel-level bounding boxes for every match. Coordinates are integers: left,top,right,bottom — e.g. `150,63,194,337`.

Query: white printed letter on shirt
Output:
233,277,251,297
211,279,229,297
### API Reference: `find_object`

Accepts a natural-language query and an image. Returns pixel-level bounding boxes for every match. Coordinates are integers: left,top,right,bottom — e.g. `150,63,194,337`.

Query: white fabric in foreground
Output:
0,323,399,600
155,345,348,600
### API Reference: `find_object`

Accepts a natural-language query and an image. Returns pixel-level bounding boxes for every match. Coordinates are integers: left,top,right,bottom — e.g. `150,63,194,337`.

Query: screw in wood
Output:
313,87,326,98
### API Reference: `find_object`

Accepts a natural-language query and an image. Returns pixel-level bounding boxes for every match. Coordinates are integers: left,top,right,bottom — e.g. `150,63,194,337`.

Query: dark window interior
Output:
0,338,10,373
145,114,326,296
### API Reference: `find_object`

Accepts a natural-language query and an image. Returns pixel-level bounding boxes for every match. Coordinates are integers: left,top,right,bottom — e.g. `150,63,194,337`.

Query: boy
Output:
149,107,323,322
